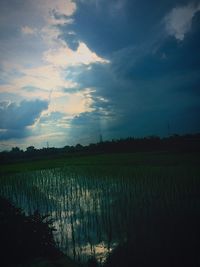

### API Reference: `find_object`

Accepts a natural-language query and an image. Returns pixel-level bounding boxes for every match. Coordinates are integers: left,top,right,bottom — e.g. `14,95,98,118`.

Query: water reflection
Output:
0,166,199,263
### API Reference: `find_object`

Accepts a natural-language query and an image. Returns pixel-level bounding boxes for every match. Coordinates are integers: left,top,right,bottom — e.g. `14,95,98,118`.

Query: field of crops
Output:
0,152,200,264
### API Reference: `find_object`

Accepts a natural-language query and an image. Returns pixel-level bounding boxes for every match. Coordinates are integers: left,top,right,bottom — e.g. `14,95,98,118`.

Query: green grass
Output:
0,151,200,175
1,151,200,264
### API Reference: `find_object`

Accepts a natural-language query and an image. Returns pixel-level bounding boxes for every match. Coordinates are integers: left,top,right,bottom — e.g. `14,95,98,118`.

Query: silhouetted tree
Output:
1,133,200,163
0,197,62,267
26,145,35,152
11,146,21,153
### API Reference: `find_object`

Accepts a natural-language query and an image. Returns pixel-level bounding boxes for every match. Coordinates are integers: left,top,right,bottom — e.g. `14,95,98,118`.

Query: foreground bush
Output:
0,196,62,266
104,213,200,267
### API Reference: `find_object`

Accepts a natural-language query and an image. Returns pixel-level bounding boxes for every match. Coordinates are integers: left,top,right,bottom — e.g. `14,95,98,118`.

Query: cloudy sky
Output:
0,0,200,150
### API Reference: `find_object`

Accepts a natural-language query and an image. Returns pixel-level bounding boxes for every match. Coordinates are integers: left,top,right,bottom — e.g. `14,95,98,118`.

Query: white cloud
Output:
8,39,109,98
165,3,200,41
48,91,93,115
44,42,110,67
0,63,77,99
37,0,76,25
0,37,109,104
164,3,200,41
0,0,110,146
21,26,38,35
40,25,63,48
110,0,126,15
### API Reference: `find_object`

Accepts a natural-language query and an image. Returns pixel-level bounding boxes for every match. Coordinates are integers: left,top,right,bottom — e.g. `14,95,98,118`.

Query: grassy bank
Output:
1,151,200,174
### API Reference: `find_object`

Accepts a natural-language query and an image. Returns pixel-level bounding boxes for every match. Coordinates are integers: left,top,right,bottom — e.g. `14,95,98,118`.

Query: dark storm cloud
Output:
69,110,115,144
58,0,200,140
0,99,48,140
69,112,99,144
0,129,28,140
68,22,200,139
60,0,191,56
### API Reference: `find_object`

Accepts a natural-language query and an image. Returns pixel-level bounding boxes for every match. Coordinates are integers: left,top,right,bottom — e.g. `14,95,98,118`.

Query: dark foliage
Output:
87,257,99,267
1,133,200,163
0,197,62,267
104,212,200,267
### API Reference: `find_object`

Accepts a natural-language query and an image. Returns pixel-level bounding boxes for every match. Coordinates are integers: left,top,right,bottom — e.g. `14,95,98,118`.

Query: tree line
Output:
1,133,200,163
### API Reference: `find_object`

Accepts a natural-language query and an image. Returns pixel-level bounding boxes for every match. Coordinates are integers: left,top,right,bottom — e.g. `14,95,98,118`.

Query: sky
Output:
0,0,200,150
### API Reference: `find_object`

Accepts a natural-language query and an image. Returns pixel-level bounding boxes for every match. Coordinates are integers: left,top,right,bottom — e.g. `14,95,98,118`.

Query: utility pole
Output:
99,134,103,143
167,121,171,137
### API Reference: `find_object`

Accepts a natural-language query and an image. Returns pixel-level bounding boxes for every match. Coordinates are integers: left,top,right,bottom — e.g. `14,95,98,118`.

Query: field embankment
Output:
0,151,200,174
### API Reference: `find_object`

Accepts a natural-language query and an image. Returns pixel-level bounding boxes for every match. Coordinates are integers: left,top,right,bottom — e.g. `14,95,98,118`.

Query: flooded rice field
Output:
0,165,199,263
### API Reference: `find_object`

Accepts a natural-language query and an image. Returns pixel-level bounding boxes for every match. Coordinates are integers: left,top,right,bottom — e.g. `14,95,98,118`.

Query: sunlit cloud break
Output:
44,42,110,67
0,0,200,150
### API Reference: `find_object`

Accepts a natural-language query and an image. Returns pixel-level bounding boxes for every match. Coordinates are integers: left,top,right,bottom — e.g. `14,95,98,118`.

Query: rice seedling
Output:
0,153,199,263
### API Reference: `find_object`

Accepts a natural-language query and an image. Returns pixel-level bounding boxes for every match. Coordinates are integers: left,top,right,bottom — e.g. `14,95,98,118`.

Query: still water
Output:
0,166,199,263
